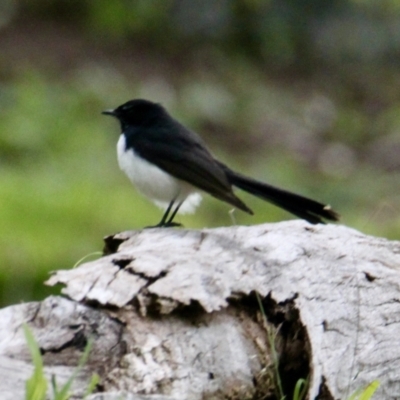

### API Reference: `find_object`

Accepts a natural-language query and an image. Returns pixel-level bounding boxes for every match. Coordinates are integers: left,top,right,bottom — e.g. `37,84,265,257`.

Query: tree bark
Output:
1,221,399,399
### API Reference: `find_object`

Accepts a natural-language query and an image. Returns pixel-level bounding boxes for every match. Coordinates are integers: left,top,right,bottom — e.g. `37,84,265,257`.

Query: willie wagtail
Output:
102,99,339,227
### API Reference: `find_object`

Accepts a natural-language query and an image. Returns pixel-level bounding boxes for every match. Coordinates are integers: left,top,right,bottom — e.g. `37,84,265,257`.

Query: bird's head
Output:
102,99,166,127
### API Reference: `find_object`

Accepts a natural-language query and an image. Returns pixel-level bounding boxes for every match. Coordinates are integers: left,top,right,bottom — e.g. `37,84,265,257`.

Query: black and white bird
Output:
102,99,339,227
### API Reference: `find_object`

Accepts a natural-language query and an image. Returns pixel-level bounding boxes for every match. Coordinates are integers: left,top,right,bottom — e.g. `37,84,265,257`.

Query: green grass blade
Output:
23,324,48,400
72,252,102,269
83,373,100,398
52,338,94,400
293,378,308,400
348,381,380,400
357,381,380,400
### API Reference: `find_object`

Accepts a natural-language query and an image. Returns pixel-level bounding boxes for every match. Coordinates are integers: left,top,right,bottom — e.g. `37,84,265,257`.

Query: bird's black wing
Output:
126,123,253,214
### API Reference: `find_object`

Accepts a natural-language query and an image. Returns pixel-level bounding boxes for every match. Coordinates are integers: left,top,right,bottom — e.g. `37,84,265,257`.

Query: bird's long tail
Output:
219,163,340,224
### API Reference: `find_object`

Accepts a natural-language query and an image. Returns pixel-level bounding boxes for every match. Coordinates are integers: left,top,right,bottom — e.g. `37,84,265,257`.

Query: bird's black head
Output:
102,99,167,128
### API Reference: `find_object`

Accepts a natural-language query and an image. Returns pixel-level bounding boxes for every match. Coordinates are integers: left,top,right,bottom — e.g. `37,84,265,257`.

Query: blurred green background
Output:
1,0,400,307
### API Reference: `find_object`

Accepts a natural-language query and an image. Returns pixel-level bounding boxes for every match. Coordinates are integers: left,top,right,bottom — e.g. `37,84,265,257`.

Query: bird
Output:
102,99,339,227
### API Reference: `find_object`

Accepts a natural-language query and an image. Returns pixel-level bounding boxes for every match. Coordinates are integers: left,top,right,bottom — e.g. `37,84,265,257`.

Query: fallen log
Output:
1,221,399,399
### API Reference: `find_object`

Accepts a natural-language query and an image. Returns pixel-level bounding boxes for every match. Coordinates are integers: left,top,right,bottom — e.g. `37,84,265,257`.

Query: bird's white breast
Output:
117,135,201,214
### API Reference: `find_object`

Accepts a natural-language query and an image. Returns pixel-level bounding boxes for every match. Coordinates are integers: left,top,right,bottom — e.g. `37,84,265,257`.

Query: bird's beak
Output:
102,109,117,116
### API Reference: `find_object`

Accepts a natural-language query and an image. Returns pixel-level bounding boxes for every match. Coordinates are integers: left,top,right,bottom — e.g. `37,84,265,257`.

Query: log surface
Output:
1,221,400,399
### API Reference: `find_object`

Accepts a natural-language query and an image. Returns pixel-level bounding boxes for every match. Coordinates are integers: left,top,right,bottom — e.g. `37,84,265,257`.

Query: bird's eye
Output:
121,104,132,111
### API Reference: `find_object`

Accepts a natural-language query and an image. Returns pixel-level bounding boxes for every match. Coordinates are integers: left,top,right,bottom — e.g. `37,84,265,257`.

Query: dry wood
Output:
1,221,399,399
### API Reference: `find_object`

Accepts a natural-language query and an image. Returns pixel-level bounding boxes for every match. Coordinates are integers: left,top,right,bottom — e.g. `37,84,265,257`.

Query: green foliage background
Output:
1,0,400,306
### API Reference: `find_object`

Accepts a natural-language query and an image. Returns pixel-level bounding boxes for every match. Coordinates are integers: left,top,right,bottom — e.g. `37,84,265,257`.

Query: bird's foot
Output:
144,221,182,229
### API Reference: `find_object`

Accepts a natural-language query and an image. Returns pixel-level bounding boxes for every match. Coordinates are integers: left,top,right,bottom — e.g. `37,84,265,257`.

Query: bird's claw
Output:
144,221,183,229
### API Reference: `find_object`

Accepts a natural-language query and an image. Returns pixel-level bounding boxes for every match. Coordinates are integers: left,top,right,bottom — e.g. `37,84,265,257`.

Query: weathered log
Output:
1,221,399,399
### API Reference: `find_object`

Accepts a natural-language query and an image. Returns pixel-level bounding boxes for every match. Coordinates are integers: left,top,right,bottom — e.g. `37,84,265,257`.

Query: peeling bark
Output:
1,221,399,399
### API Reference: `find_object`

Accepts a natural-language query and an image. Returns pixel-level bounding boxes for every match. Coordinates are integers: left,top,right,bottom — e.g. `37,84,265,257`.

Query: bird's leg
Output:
158,200,174,226
165,200,184,227
145,199,182,228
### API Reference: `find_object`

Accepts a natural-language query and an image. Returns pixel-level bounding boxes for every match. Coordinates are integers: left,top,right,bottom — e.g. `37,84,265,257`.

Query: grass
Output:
292,379,308,400
348,381,380,400
23,324,99,400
